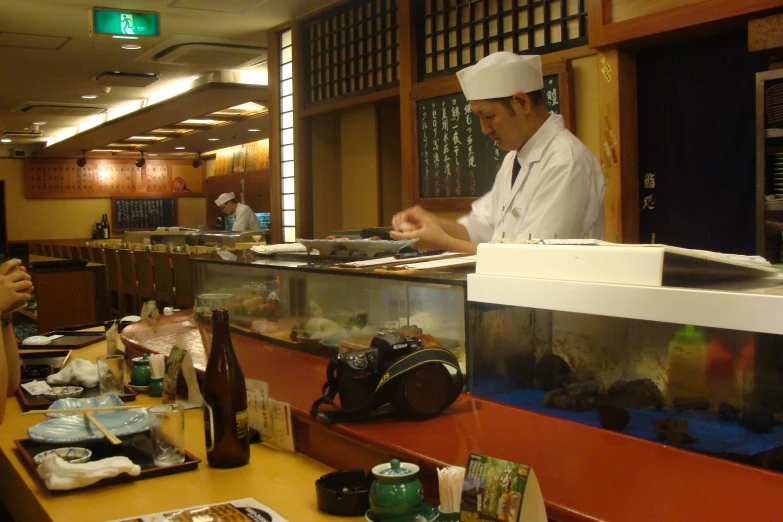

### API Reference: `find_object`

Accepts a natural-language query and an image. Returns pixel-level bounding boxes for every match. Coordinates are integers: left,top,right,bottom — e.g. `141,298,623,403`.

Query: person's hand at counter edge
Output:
390,205,478,254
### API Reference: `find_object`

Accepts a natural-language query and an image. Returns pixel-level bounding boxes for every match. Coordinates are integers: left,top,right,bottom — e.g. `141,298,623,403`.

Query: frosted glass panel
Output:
282,178,295,194
283,210,296,227
281,30,291,48
283,194,295,210
282,161,294,178
281,96,293,113
281,112,293,129
282,144,294,161
281,79,293,96
282,128,294,145
284,227,296,243
282,62,293,80
282,47,292,64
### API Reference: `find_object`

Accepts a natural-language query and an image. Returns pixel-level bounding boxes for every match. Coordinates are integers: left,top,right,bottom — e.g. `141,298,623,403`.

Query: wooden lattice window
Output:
417,0,587,79
305,0,399,106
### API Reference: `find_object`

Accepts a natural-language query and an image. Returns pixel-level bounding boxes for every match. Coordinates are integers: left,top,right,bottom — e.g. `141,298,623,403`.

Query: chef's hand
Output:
390,206,449,251
0,259,33,313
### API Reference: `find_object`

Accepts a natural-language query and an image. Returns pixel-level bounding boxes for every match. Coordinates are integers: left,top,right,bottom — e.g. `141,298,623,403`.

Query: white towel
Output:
47,359,99,389
251,243,307,255
37,454,140,490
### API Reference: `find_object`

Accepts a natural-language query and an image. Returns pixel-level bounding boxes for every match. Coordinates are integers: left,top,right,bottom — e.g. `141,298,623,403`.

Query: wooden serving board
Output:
16,382,138,411
19,331,106,350
14,436,200,492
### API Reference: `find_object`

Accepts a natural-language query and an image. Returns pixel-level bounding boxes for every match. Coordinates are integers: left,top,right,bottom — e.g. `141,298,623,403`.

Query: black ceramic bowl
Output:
315,469,372,516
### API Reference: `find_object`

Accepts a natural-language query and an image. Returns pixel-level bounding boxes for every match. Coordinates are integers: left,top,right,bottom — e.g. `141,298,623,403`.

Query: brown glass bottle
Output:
202,309,249,468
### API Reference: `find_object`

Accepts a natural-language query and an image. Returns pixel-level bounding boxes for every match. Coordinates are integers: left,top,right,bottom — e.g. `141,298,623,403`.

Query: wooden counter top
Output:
0,338,361,522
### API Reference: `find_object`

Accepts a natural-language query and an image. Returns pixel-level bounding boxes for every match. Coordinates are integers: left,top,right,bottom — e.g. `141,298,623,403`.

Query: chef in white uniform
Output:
215,192,262,232
391,52,605,254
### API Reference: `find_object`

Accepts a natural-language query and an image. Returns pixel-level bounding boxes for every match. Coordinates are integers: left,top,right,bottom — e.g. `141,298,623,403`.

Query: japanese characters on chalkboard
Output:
112,198,177,231
414,60,574,209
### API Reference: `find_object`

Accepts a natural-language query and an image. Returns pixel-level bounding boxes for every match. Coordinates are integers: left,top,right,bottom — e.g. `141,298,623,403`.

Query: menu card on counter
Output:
111,498,289,522
460,454,546,522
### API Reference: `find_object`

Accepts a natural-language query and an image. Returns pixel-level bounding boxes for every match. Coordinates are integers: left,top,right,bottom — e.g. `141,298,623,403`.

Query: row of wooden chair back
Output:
31,242,194,318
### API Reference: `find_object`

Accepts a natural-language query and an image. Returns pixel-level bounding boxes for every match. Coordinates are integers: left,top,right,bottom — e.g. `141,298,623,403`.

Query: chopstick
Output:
84,412,122,445
22,405,143,415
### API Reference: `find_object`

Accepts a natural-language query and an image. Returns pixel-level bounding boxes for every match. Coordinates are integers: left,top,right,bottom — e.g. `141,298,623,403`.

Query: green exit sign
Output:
91,8,160,37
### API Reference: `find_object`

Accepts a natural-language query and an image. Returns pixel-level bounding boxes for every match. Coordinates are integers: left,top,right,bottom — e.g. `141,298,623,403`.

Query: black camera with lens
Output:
312,330,464,421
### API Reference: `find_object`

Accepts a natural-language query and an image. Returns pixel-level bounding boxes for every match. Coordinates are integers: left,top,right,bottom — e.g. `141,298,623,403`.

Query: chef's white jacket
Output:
232,202,262,232
458,114,605,243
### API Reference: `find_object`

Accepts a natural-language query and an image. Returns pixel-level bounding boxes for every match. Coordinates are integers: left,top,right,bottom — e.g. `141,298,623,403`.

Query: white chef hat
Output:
215,192,235,207
457,52,544,101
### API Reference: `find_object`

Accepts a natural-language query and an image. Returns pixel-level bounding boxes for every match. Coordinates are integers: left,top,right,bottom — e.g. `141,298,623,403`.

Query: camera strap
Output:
310,347,464,423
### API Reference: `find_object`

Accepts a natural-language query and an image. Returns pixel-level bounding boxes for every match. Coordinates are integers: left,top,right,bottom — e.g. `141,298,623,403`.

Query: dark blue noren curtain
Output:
637,31,766,254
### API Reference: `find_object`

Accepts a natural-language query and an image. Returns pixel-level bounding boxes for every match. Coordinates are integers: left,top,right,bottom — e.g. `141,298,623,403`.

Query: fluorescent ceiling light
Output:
81,95,98,99
151,129,178,133
33,121,47,125
122,44,142,50
0,139,11,143
128,136,165,140
148,153,158,156
248,128,260,132
181,119,223,125
146,75,200,106
78,113,107,132
227,102,266,112
112,35,139,39
107,100,143,121
232,69,268,86
175,146,185,150
208,138,219,141
92,149,120,152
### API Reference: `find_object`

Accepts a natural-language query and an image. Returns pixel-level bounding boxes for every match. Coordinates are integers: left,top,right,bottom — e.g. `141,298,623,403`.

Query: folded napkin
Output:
37,454,140,490
251,243,307,255
47,359,99,388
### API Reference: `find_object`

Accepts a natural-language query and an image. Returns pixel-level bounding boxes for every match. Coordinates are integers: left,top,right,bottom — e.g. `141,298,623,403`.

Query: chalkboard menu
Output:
112,198,177,231
414,62,573,208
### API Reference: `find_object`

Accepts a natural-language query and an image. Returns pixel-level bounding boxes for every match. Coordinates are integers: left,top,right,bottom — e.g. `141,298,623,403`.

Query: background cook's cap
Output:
457,52,543,101
215,192,235,207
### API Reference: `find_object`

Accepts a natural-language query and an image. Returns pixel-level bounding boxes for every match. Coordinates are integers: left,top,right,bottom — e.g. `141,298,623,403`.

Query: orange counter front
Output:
121,314,783,522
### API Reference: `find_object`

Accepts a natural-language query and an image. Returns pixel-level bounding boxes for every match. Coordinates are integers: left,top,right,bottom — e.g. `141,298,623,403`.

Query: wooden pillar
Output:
398,0,417,209
597,46,639,243
267,27,282,245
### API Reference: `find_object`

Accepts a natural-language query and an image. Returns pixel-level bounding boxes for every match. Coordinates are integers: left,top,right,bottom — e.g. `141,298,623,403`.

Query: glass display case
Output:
191,253,468,368
468,272,783,475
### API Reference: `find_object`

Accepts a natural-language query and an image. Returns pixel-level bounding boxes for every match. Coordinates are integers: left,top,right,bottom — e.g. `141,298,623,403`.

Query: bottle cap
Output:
672,325,704,344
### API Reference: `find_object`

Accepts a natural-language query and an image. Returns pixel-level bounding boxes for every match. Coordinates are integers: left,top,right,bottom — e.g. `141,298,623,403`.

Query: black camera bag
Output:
310,347,464,422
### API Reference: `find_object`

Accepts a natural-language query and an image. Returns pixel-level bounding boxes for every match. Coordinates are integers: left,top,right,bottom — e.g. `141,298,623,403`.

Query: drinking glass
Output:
147,404,186,467
96,354,125,395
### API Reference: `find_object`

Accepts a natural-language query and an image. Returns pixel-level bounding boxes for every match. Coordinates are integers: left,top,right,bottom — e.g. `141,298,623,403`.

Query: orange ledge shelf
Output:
122,315,783,522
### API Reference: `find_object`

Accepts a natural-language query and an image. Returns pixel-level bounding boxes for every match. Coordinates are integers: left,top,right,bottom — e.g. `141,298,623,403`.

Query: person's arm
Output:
3,318,18,397
0,331,7,423
390,206,478,253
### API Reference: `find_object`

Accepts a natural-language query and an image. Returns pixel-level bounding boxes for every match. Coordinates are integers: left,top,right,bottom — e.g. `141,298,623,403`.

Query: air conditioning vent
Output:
94,71,159,88
3,129,42,138
13,148,27,157
137,36,267,68
19,104,107,117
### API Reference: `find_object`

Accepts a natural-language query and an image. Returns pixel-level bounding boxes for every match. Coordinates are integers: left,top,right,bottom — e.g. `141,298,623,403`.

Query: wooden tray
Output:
14,435,200,492
16,382,138,411
18,331,106,350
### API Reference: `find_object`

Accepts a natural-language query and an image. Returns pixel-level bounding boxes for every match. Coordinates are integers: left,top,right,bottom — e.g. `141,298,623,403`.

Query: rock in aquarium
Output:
598,404,630,432
717,402,741,423
534,353,572,391
608,378,664,410
655,418,698,444
742,405,775,434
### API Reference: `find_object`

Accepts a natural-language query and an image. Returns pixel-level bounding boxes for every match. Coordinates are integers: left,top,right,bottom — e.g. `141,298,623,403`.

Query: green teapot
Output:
369,459,424,521
130,354,151,387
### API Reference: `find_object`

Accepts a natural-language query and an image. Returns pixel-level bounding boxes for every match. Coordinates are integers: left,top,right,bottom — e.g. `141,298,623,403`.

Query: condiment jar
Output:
369,459,423,521
130,354,151,386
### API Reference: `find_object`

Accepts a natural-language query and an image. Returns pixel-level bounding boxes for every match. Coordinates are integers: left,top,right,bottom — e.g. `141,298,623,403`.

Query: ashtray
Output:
316,469,372,516
33,446,92,465
42,386,84,401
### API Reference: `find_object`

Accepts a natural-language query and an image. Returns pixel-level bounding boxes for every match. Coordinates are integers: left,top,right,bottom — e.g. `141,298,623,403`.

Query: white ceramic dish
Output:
22,336,52,346
33,447,92,465
297,238,418,257
28,393,148,444
128,384,149,393
42,386,84,401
